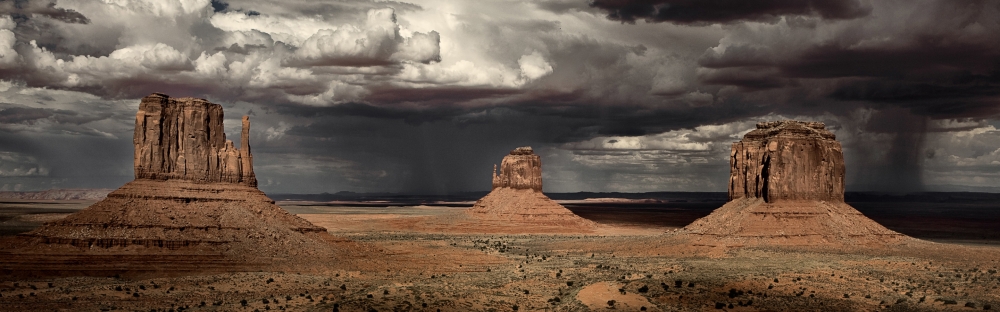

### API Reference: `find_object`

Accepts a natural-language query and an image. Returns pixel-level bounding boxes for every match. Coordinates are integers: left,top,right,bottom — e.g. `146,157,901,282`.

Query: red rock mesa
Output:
681,121,906,247
491,146,543,191
728,121,844,202
133,94,256,186
466,147,596,232
1,93,339,276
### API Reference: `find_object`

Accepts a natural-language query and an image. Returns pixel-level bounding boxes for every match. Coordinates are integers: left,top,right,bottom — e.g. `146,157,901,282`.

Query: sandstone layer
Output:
465,147,596,232
22,180,326,250
680,121,906,247
1,93,339,276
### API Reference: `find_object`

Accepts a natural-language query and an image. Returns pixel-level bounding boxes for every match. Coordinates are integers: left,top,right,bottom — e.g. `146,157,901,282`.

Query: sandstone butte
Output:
0,93,343,276
464,147,597,232
679,121,909,248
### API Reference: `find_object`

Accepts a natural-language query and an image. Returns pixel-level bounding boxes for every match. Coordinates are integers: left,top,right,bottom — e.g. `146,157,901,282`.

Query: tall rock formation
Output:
680,121,906,248
729,121,843,202
133,93,256,186
492,146,543,191
465,147,596,232
240,116,256,186
2,93,338,276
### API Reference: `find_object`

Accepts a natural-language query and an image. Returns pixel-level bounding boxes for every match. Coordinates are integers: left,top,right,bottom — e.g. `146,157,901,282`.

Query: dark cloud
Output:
256,113,554,193
779,39,999,81
223,0,423,20
534,0,597,14
0,0,998,193
0,0,104,58
365,86,521,106
829,75,1000,119
698,67,787,89
698,45,776,68
0,0,90,24
272,101,462,126
846,108,928,192
694,0,1000,120
0,105,112,126
215,43,269,55
211,0,229,13
274,89,760,148
0,132,132,188
0,106,50,124
590,0,869,25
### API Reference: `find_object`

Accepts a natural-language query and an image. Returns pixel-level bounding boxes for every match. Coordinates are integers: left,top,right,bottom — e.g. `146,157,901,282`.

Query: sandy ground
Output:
0,201,998,311
290,203,670,236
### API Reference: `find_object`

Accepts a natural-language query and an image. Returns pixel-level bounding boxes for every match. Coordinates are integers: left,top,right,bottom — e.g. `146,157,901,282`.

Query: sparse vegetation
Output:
3,207,1000,312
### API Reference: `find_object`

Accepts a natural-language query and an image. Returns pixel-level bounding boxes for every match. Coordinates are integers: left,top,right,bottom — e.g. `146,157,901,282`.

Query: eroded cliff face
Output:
729,121,845,202
492,147,543,192
133,93,256,187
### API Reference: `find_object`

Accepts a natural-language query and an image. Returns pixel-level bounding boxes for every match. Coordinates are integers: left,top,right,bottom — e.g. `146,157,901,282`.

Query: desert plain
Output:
1,193,999,312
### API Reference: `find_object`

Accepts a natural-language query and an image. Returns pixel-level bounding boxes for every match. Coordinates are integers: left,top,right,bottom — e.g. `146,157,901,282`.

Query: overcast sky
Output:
0,0,998,194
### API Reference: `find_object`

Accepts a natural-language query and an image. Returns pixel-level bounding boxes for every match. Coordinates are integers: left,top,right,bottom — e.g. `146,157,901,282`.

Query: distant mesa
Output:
680,121,908,247
491,146,543,192
464,147,596,232
1,93,341,276
0,189,112,200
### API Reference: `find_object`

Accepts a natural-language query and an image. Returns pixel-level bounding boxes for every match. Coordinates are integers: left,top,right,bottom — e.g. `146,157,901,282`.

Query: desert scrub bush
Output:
728,289,744,298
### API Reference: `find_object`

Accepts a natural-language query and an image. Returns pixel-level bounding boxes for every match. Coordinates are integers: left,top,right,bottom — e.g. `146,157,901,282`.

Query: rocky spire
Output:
133,93,256,186
240,116,257,187
729,120,845,202
491,146,543,192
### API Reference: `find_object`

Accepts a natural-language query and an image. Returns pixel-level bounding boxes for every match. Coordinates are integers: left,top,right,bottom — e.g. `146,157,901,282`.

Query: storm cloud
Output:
0,0,90,24
590,0,870,24
0,0,998,194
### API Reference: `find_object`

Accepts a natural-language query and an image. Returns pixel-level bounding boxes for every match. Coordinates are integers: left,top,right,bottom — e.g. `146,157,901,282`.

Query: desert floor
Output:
1,198,999,311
